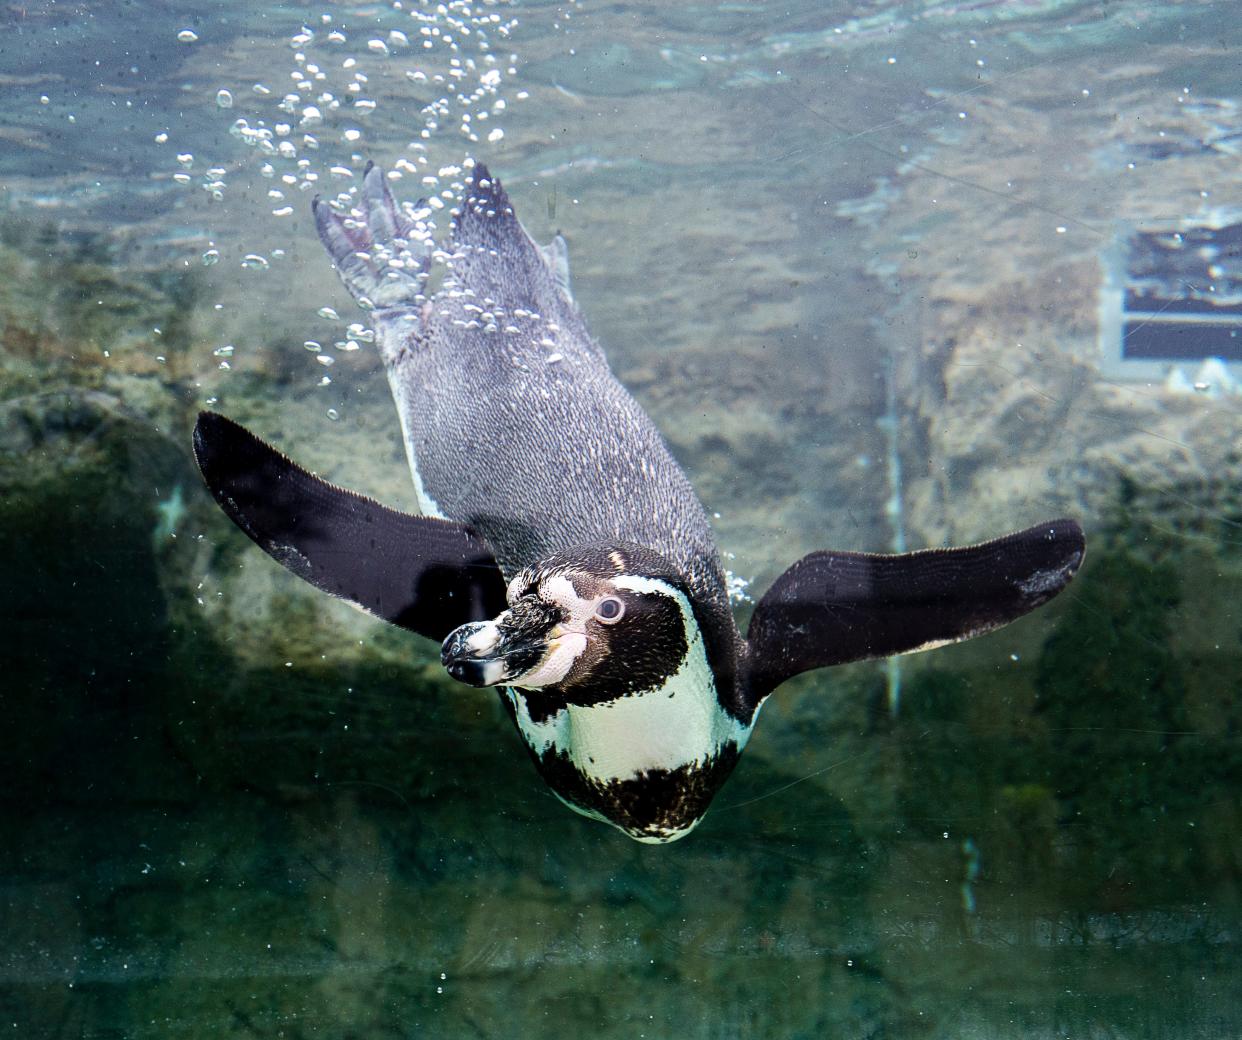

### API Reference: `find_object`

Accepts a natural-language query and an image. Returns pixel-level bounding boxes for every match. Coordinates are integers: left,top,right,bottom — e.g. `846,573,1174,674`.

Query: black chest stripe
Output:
532,742,742,840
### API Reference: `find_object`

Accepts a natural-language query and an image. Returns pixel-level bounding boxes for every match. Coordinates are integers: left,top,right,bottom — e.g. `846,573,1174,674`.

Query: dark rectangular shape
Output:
1122,321,1242,361
1124,290,1242,317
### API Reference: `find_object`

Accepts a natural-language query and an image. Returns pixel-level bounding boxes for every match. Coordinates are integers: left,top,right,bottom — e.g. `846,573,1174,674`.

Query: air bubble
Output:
327,408,340,421
487,127,504,142
317,307,340,320
177,29,199,43
216,89,234,109
241,254,270,270
213,345,234,357
201,249,220,266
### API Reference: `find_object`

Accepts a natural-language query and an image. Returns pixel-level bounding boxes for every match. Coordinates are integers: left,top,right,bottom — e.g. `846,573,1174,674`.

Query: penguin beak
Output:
440,602,564,688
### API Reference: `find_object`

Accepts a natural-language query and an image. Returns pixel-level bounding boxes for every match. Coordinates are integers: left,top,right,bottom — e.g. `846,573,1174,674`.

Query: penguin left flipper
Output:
192,412,507,641
745,519,1085,703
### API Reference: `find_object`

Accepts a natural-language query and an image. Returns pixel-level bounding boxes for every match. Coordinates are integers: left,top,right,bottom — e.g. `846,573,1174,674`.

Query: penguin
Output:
193,163,1085,843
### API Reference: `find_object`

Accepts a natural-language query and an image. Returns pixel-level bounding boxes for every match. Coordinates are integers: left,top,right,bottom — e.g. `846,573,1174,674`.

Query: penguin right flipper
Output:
745,519,1085,704
193,412,507,642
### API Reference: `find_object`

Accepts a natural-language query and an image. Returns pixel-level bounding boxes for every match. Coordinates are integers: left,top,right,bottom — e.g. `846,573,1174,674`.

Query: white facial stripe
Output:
610,574,679,599
540,574,580,610
518,632,587,688
533,573,601,636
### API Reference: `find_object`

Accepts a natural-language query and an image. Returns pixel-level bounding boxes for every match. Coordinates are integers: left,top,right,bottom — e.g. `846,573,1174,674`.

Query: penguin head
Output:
440,543,703,703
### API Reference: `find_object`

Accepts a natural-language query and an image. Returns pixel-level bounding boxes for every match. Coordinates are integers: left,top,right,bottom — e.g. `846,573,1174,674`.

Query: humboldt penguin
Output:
193,163,1084,843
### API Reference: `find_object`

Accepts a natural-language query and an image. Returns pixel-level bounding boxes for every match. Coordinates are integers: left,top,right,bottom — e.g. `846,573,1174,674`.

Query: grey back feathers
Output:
364,167,732,620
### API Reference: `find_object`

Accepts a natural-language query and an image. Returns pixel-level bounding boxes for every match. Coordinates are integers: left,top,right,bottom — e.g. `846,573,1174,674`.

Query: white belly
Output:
505,623,751,781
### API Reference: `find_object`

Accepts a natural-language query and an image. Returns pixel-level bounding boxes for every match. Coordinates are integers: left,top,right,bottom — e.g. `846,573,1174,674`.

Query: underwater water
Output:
2,0,1240,1036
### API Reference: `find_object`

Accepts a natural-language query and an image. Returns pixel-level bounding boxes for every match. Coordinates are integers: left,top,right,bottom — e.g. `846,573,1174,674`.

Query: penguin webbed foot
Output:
744,518,1085,704
313,163,432,310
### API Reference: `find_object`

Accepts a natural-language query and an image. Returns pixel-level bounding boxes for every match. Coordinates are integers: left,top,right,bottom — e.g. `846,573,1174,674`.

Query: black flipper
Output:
745,519,1085,704
192,412,506,642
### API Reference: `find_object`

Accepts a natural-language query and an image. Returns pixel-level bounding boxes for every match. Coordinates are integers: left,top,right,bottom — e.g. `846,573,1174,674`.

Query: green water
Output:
2,1,1240,1036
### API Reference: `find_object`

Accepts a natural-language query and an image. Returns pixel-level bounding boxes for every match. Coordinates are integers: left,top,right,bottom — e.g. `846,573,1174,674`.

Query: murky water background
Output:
2,1,1240,1037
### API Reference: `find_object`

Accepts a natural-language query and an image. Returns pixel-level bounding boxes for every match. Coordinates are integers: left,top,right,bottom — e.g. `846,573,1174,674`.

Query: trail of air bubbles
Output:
158,1,523,387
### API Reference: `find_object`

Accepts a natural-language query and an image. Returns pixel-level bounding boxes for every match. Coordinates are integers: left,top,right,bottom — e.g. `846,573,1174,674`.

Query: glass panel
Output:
2,2,1238,1037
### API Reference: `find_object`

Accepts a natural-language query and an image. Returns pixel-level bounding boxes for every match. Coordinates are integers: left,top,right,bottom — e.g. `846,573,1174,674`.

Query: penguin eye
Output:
594,597,625,624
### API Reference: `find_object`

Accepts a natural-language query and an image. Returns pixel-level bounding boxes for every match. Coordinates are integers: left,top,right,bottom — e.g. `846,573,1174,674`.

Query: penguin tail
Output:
312,163,432,311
